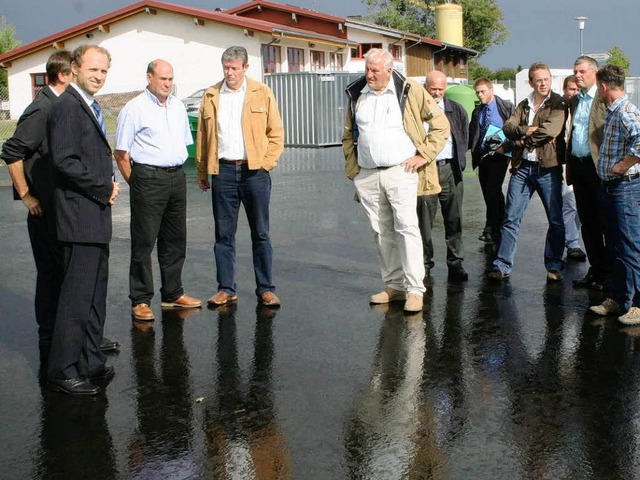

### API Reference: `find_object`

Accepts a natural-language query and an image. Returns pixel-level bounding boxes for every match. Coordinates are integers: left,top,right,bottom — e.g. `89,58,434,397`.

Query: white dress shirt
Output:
217,78,247,160
355,79,416,169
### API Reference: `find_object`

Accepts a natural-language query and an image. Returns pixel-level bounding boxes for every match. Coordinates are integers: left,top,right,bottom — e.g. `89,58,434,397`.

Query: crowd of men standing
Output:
2,44,640,396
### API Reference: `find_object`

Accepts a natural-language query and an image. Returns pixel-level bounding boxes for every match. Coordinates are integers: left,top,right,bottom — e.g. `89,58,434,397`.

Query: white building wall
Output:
345,28,405,75
6,11,267,118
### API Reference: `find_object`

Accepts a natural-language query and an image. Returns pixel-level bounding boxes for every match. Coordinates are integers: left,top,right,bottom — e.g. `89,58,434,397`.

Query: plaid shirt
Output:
598,95,640,181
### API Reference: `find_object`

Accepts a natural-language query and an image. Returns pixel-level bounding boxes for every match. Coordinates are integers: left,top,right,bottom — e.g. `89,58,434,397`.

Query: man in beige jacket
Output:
196,46,284,308
343,49,449,313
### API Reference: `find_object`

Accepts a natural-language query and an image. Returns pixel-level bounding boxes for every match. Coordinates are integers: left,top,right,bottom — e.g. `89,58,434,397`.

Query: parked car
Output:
181,88,207,113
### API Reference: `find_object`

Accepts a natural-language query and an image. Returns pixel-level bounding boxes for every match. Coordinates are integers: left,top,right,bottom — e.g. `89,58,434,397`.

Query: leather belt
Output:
436,158,453,166
135,163,182,173
220,159,248,165
602,172,640,186
572,155,592,164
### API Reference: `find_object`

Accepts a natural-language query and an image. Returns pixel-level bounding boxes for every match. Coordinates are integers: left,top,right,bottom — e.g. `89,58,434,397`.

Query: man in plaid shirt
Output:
588,65,640,324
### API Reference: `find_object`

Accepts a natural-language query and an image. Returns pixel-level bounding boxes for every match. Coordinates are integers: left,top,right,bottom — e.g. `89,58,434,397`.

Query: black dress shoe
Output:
448,265,469,281
89,365,115,380
47,377,101,396
573,271,600,288
478,232,493,243
100,337,120,353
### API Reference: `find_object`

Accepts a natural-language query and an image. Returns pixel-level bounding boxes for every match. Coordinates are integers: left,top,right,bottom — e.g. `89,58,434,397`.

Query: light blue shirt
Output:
571,84,597,157
115,88,192,167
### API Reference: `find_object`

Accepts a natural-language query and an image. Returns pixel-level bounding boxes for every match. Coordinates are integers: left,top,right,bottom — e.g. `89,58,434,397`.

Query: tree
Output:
606,46,631,75
0,16,22,89
467,61,492,81
493,67,517,82
363,0,509,56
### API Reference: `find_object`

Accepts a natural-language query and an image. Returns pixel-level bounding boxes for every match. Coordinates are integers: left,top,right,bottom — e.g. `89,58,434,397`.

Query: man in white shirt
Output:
343,49,449,313
115,59,202,322
196,46,284,308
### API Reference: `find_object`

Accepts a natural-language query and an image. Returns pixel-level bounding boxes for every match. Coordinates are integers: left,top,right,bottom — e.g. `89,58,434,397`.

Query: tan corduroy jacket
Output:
196,77,284,179
342,72,450,196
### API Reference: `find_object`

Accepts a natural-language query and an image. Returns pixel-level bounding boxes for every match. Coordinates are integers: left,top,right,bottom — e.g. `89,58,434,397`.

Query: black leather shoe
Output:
573,271,600,288
478,232,493,243
89,365,115,380
100,337,120,353
448,265,469,281
591,278,611,292
47,377,101,396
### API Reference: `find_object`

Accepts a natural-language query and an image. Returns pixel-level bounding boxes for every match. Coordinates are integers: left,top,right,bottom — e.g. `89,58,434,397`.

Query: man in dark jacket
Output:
418,70,469,281
488,63,567,282
469,78,514,244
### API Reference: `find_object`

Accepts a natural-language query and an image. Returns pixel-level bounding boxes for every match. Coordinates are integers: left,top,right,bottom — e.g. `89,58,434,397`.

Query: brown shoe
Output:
403,293,423,313
132,303,155,322
370,287,406,304
259,291,281,307
207,291,238,306
161,294,202,309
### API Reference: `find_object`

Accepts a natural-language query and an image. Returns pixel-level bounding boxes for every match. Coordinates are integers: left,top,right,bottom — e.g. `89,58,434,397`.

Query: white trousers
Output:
354,165,426,295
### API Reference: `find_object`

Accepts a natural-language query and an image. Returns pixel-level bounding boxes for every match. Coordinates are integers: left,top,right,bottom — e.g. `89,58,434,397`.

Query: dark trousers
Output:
478,154,510,235
417,162,464,269
27,210,63,343
129,163,186,305
570,155,612,279
47,242,108,380
211,163,274,296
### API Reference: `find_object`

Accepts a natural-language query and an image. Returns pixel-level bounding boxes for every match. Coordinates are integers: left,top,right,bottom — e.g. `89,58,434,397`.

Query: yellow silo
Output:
435,3,463,47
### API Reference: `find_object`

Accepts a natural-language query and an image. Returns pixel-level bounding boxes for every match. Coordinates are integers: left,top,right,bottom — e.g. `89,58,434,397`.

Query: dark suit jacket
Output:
1,87,57,203
564,91,606,185
48,85,113,244
469,95,514,170
443,97,469,183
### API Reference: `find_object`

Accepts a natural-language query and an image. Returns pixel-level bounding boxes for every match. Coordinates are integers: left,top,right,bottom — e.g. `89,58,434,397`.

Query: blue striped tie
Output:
92,100,107,136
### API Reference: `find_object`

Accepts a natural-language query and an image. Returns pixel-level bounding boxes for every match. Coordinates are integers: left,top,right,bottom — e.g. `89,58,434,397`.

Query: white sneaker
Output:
618,307,640,325
589,298,621,316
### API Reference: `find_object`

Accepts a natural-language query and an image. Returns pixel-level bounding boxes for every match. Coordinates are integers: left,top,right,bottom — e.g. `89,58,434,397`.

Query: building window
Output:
31,73,47,98
389,45,401,61
287,47,305,72
310,50,325,72
330,53,344,71
350,43,383,60
262,44,282,74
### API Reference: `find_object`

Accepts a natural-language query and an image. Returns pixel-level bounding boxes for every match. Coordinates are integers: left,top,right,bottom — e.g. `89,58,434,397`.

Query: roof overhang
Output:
270,28,357,48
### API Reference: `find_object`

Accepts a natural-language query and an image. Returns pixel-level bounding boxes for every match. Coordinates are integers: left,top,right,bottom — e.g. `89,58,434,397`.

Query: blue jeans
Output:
601,177,640,311
211,163,274,296
493,162,565,274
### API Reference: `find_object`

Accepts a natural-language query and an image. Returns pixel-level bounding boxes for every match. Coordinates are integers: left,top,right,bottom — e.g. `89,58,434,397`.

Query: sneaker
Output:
589,298,623,316
487,269,509,281
403,293,423,313
370,287,406,304
567,247,587,261
618,307,640,325
546,270,562,282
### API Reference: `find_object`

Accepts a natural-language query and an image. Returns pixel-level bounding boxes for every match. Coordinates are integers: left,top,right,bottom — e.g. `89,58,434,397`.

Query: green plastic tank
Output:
445,84,478,119
187,114,198,160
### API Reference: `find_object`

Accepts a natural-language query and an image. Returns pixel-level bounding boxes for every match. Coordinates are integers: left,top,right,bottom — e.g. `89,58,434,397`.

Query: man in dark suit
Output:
1,51,71,356
46,45,120,396
469,78,514,245
1,51,120,364
417,70,469,281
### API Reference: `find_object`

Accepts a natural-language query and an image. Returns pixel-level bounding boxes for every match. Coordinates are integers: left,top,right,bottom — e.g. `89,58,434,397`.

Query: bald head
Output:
425,70,447,101
146,59,174,104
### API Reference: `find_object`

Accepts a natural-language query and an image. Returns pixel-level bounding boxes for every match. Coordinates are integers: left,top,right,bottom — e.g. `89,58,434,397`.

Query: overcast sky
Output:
2,0,638,75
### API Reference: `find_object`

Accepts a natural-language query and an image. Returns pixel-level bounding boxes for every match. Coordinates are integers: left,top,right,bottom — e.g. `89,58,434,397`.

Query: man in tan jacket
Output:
196,46,284,308
343,49,449,313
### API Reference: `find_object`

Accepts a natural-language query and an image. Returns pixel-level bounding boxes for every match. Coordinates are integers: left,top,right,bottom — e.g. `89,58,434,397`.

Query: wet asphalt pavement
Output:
2,147,640,480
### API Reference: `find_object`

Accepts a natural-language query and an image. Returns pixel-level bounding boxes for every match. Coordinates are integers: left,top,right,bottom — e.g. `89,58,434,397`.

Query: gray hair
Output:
221,46,248,66
364,48,393,70
574,55,598,71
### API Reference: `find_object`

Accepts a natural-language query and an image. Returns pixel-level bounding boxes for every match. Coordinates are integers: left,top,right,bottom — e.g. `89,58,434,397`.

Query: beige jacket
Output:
342,73,449,196
196,77,284,179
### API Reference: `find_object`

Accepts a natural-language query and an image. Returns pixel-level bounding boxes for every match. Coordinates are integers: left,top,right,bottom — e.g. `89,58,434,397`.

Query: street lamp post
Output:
575,16,588,56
